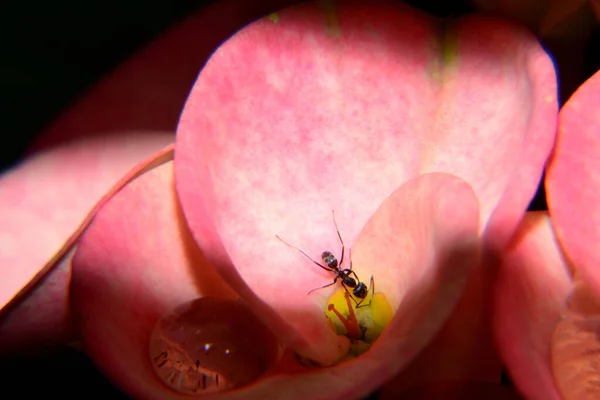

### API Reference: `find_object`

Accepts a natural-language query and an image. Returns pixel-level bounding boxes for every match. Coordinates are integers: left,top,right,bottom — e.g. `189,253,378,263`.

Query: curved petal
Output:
72,165,479,398
546,69,600,295
175,1,554,363
0,135,173,352
492,211,571,399
379,254,503,395
1,0,300,351
0,249,75,354
349,172,480,374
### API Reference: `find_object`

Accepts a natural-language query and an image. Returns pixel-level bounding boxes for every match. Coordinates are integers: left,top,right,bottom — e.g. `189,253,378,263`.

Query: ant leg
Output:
331,210,345,267
341,282,361,307
307,276,338,295
342,267,360,283
276,235,333,273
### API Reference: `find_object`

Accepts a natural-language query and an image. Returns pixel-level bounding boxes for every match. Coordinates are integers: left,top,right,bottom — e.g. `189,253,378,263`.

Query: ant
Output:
276,210,375,308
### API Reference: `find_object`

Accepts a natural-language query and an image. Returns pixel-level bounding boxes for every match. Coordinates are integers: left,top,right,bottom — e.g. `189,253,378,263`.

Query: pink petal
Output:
71,166,479,398
492,211,571,399
0,137,173,351
1,0,299,350
349,173,480,376
70,161,241,398
175,1,554,363
379,255,504,396
546,69,600,295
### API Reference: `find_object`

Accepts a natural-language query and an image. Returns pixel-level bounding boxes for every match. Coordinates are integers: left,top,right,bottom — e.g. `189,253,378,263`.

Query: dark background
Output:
1,1,204,398
0,0,479,172
1,0,598,398
0,0,206,172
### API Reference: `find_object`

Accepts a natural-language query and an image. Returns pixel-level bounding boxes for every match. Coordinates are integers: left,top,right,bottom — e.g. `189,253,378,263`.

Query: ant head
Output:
321,251,338,269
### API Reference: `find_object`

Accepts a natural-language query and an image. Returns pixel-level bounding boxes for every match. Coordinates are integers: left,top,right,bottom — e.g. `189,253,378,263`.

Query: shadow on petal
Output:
492,211,570,400
72,161,481,398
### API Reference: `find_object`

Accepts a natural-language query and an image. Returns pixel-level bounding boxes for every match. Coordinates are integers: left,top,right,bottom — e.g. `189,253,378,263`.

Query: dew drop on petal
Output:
551,280,600,400
149,297,281,395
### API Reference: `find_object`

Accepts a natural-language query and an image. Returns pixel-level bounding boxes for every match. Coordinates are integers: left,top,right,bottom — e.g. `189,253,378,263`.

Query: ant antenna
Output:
331,209,344,248
275,235,331,273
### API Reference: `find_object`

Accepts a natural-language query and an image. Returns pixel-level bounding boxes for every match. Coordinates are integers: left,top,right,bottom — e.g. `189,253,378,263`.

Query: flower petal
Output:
70,161,242,398
175,0,553,364
546,69,600,295
1,0,299,351
0,136,173,352
350,172,480,373
492,211,571,400
379,253,503,395
72,163,479,398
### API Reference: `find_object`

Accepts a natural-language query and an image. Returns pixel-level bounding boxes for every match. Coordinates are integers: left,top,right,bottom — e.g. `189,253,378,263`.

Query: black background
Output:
1,0,598,398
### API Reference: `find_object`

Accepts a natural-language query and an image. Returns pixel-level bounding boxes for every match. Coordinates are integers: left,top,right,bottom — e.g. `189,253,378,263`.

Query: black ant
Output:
276,210,375,308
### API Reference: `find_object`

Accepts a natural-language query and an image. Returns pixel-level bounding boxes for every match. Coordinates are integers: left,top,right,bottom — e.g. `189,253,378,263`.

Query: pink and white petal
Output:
0,134,173,310
493,211,571,400
3,0,297,302
0,144,174,352
546,69,600,295
384,14,557,389
0,0,298,347
2,0,300,309
175,1,551,364
423,15,557,251
391,19,557,384
72,167,479,399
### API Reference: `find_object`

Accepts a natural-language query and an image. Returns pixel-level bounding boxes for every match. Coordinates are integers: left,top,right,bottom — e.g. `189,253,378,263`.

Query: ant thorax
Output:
341,273,357,288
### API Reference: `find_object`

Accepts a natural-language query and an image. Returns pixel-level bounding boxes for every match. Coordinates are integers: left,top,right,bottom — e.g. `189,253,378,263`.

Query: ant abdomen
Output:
353,282,368,299
321,251,338,269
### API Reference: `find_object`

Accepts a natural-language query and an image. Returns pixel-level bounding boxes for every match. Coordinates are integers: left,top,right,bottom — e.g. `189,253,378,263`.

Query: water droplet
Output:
149,297,281,395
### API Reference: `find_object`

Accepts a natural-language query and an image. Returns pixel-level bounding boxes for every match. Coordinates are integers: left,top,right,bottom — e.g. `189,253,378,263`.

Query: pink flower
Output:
1,1,560,398
493,69,600,399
